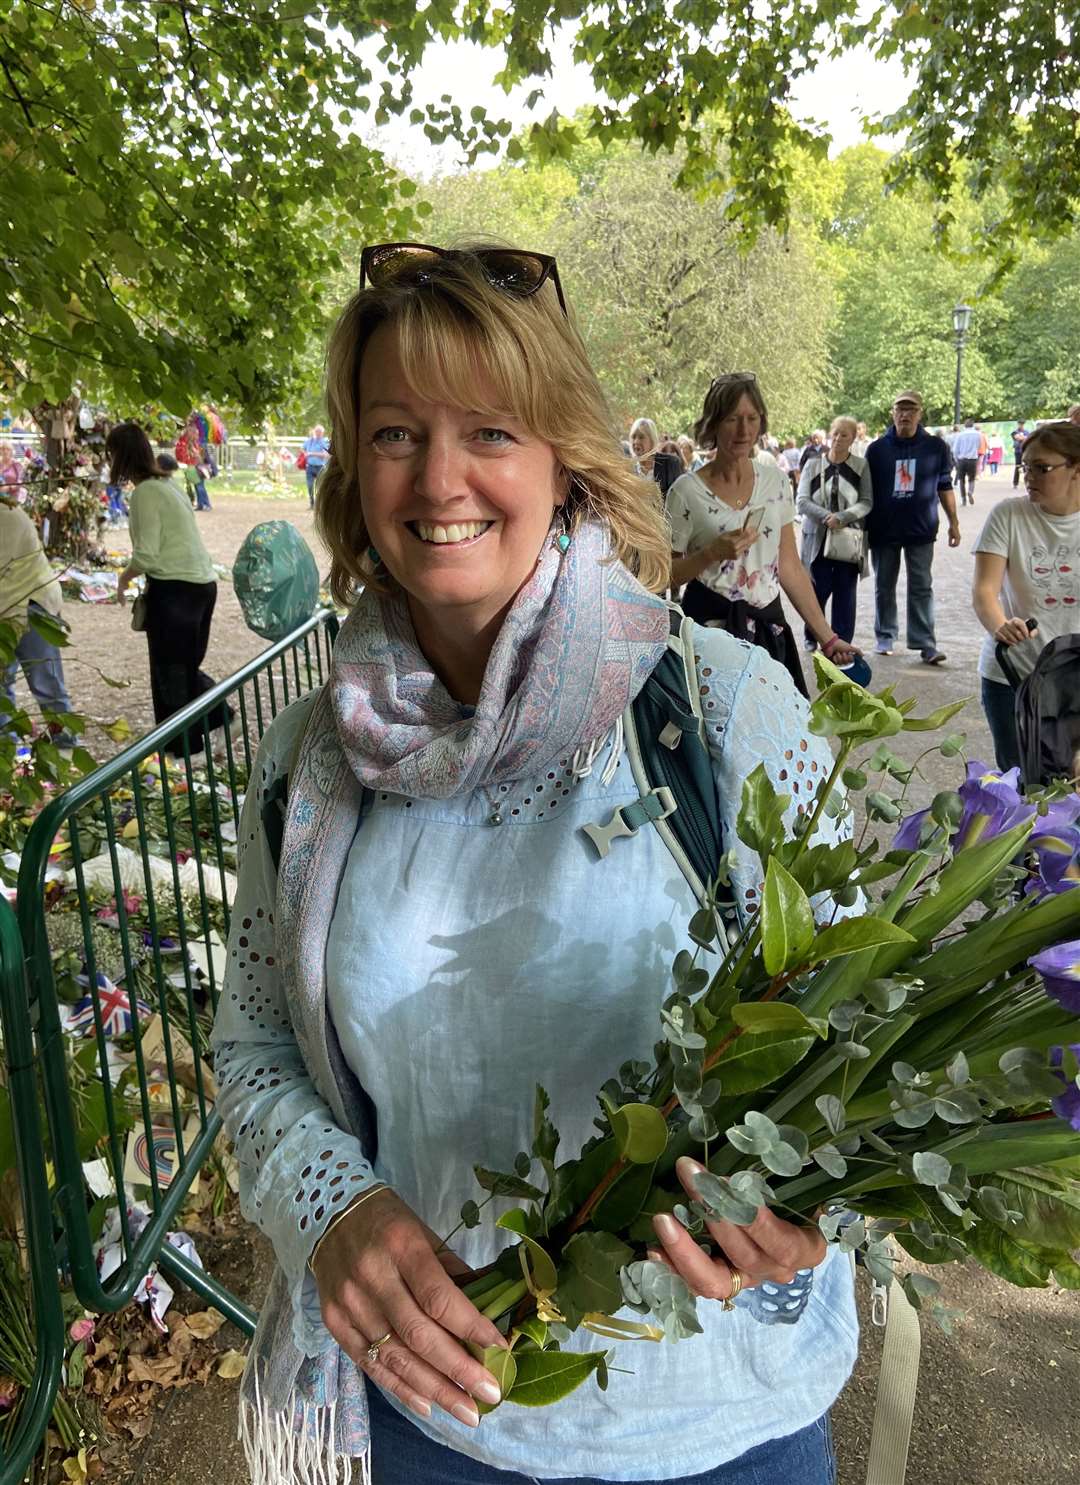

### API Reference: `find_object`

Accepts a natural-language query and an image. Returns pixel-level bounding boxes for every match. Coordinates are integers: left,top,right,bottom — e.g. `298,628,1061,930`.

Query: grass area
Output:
214,471,309,498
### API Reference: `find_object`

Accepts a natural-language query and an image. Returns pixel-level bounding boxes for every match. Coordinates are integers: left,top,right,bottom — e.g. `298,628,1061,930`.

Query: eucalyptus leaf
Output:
813,1144,849,1179
912,1152,952,1188
816,1094,846,1135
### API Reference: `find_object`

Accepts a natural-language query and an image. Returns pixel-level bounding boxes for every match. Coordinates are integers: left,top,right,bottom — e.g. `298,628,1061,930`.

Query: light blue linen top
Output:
323,626,859,1481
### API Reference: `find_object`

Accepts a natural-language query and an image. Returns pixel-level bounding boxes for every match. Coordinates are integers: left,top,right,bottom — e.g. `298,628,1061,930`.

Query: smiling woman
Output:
212,242,855,1485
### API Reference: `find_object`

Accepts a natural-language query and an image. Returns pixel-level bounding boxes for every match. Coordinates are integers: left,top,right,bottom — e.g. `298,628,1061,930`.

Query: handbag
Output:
130,593,148,631
296,450,307,471
819,457,866,566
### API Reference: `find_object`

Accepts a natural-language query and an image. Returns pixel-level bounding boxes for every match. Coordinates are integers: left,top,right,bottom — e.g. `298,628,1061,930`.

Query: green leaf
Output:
474,1166,544,1201
591,1160,657,1232
736,762,789,860
556,1232,634,1327
471,1344,517,1414
27,607,69,647
710,1030,816,1096
808,916,915,964
994,1167,1080,1251
505,1348,604,1407
901,699,970,732
730,1003,827,1038
760,857,815,976
496,1208,530,1236
912,1152,952,1188
966,1222,1057,1288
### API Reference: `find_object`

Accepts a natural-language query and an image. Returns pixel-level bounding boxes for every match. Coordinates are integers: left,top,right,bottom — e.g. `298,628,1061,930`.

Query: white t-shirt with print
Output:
973,496,1080,683
666,457,795,608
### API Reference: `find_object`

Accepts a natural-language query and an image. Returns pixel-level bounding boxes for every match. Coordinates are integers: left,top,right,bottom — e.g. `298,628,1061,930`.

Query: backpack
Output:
998,632,1080,788
262,606,732,914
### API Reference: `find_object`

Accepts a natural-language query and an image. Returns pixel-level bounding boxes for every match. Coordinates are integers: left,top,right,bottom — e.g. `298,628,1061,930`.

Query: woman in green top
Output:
107,423,231,754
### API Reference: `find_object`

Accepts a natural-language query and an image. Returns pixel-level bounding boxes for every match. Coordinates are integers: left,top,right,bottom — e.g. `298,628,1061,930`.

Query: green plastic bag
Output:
232,521,320,640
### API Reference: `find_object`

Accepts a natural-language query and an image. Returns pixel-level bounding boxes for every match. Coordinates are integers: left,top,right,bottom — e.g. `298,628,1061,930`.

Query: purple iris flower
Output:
893,761,1035,853
1027,798,1080,896
1029,941,1080,1013
1050,1044,1080,1132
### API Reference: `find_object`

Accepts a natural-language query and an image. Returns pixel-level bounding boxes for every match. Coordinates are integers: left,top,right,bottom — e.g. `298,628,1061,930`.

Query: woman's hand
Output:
995,618,1036,646
312,1187,508,1427
824,514,843,530
821,635,859,667
650,1157,826,1301
707,527,757,564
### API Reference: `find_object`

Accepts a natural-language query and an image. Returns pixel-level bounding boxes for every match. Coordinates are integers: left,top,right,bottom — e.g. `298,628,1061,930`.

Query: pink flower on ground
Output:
69,1317,96,1344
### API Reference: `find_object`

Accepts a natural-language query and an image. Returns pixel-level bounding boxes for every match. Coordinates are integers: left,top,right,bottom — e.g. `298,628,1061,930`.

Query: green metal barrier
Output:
0,896,66,1485
0,608,337,1484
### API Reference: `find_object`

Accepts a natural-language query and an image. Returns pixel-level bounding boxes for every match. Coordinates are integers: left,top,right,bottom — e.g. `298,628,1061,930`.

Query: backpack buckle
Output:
582,787,676,859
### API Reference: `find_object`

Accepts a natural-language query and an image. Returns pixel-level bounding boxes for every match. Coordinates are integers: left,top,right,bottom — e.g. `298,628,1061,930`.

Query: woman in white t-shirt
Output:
972,420,1080,770
667,373,858,697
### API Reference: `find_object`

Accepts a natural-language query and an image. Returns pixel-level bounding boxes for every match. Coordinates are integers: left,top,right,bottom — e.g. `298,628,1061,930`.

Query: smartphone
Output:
741,505,760,536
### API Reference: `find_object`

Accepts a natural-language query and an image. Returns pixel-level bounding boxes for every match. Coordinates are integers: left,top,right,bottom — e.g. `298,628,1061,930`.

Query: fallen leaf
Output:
127,1354,182,1386
216,1348,247,1379
184,1310,226,1341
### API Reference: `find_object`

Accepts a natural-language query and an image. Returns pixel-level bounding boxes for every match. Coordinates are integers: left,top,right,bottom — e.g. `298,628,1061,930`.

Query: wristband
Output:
308,1182,388,1274
821,634,843,658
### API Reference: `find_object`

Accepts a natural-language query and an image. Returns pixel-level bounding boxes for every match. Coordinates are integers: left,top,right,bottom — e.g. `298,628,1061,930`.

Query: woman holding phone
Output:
666,373,858,697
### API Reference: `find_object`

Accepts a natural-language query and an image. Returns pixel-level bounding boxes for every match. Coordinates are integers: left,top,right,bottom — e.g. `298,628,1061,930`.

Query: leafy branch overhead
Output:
2,2,1076,421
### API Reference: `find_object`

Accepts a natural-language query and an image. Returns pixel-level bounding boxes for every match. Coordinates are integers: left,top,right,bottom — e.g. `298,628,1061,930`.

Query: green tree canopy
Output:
421,139,835,435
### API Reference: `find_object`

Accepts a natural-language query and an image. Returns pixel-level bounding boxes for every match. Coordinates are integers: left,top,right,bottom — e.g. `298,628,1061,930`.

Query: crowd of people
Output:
625,394,1079,762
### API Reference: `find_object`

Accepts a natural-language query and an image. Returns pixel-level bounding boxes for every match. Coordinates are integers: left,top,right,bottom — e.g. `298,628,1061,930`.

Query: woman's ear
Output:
554,466,572,508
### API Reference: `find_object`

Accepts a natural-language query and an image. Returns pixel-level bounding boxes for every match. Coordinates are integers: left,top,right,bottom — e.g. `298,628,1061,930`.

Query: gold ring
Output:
722,1269,745,1311
365,1331,393,1364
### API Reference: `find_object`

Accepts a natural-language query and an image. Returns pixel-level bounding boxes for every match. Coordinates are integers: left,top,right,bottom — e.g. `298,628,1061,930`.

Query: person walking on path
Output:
1011,420,1029,488
972,420,1080,771
302,424,331,509
0,496,76,745
987,434,1004,475
865,389,959,664
629,417,682,500
796,416,873,651
951,419,982,506
667,373,858,696
107,423,231,755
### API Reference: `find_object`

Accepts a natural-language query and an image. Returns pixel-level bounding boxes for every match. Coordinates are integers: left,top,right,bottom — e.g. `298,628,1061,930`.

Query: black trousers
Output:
144,578,230,755
682,582,809,699
955,456,978,501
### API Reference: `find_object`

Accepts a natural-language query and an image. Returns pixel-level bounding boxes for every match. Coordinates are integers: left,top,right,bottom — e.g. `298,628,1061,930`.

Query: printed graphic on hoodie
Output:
893,458,917,496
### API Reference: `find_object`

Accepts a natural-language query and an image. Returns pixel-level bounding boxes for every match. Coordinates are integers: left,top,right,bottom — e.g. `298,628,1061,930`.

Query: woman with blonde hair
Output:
629,415,682,499
212,243,854,1485
796,416,873,652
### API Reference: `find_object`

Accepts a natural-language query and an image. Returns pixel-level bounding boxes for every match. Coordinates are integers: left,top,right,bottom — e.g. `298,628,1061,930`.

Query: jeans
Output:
1,602,75,742
955,457,978,503
306,463,325,507
194,479,211,510
981,676,1021,772
366,1384,837,1485
805,555,859,644
871,541,936,651
144,578,231,755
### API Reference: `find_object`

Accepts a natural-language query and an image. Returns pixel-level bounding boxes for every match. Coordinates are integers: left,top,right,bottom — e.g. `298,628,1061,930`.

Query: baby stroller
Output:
995,622,1080,788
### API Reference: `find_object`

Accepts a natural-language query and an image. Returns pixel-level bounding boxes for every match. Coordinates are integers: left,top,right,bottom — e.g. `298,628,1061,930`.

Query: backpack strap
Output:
584,606,734,915
261,694,321,875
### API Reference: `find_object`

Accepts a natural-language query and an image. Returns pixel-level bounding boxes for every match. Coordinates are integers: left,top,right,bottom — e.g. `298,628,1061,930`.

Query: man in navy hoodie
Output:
865,390,960,664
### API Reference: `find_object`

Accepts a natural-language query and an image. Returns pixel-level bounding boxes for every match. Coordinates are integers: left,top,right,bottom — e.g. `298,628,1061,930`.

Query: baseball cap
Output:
893,390,924,408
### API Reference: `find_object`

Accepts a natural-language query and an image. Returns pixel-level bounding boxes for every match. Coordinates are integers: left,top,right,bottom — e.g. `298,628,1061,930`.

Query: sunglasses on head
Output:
359,242,568,316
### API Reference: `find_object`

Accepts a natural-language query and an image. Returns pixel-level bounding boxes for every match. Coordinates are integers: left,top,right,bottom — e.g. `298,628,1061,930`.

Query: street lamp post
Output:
952,302,973,425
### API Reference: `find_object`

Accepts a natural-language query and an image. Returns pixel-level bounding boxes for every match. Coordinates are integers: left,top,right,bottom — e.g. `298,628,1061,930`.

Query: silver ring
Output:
366,1331,393,1364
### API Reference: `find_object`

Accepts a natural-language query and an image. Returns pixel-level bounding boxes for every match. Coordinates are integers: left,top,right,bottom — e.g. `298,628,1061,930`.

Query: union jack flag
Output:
66,972,153,1038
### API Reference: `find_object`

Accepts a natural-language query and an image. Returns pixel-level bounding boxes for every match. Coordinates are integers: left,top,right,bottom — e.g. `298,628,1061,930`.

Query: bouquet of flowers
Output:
452,658,1080,1410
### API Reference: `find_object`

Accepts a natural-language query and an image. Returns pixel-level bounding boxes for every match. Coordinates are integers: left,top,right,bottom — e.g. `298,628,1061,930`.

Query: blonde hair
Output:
317,249,670,602
830,416,858,438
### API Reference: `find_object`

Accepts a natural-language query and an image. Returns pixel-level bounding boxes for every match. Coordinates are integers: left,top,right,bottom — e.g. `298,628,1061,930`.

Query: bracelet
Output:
821,634,843,657
308,1182,388,1274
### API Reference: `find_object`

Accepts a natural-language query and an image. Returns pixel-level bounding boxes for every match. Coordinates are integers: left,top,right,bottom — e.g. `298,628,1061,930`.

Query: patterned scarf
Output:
238,522,669,1482
329,519,671,797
